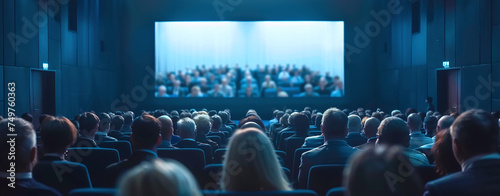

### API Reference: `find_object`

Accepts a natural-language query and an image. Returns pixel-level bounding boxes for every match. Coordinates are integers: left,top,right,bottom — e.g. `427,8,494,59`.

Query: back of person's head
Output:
391,110,401,116
78,112,100,136
193,114,211,135
41,116,78,154
177,117,196,139
180,112,192,119
39,114,51,125
21,113,33,123
98,113,111,132
322,108,348,138
280,113,290,127
371,112,383,122
238,116,266,132
450,109,499,163
218,111,229,124
131,114,161,149
123,113,134,125
347,115,362,133
394,113,407,121
208,110,217,117
407,113,422,132
118,159,201,196
432,129,461,176
314,113,323,128
437,115,455,133
344,146,423,196
377,117,410,148
0,118,36,172
111,115,125,131
294,114,309,135
158,115,173,140
288,112,300,126
210,115,222,130
222,128,291,191
405,108,418,117
363,117,381,138
424,116,438,135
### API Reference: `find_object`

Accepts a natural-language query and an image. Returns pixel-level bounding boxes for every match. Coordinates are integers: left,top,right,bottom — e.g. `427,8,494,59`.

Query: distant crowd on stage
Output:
154,64,344,98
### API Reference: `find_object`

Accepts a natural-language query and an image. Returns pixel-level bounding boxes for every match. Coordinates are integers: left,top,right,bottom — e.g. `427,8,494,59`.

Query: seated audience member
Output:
408,113,433,149
207,83,224,98
194,114,219,151
330,76,344,97
221,128,291,191
346,115,367,147
344,145,423,196
238,115,266,132
167,80,185,97
243,86,259,98
108,115,125,139
431,129,461,176
118,159,201,196
158,115,176,148
0,118,62,196
298,108,357,186
217,111,233,133
313,77,331,96
298,84,319,97
174,118,213,163
95,113,118,144
220,78,234,97
208,115,227,142
199,78,210,93
73,112,100,147
21,113,34,123
187,86,203,97
420,115,455,149
376,117,430,166
269,110,281,125
355,117,380,149
261,74,277,89
121,112,134,132
36,114,51,133
302,114,324,148
281,114,309,150
424,110,500,195
106,114,162,187
39,116,77,161
424,116,438,137
155,85,169,97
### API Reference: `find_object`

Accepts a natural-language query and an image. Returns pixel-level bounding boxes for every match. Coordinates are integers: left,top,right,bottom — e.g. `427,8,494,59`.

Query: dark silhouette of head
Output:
131,114,161,150
41,116,78,154
322,108,348,140
111,115,124,131
376,117,410,148
78,112,100,138
294,114,309,136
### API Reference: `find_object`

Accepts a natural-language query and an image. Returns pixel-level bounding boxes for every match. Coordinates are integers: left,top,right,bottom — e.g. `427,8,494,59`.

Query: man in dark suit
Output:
355,117,380,149
95,113,117,145
408,113,433,149
298,108,357,187
346,114,367,147
105,114,162,187
120,112,134,133
424,109,500,196
194,114,219,152
175,117,213,164
157,115,176,148
167,80,186,97
0,118,62,196
73,112,99,148
108,115,126,140
281,114,309,150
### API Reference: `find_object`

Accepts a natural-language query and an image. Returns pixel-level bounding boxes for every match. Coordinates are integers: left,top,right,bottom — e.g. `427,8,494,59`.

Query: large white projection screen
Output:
155,21,344,98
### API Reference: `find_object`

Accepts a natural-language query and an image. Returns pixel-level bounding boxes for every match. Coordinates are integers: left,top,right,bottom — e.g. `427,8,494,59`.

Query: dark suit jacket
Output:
171,135,181,145
345,132,367,147
0,178,62,196
72,137,98,148
105,150,158,187
108,130,125,140
95,133,117,145
424,158,500,196
174,139,213,164
158,140,176,148
298,140,357,187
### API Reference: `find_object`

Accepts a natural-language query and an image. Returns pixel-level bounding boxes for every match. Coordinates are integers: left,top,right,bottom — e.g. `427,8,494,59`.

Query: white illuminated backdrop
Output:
155,21,344,78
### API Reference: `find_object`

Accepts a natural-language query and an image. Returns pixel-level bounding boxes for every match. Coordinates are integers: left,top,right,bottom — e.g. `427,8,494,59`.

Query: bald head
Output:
158,115,173,141
377,117,410,148
407,113,422,132
363,117,380,138
437,115,454,133
348,115,362,133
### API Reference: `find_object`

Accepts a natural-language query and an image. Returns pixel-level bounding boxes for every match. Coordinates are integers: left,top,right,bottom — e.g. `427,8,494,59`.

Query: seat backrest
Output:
69,188,116,196
284,138,306,168
207,132,226,144
277,131,295,150
99,141,132,160
308,131,322,136
213,148,227,164
202,190,318,196
307,164,345,196
326,187,346,196
157,148,206,179
33,161,92,196
292,148,313,182
66,148,120,187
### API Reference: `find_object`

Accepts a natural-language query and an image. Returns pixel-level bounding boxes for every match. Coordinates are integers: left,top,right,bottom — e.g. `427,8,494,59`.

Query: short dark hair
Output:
424,116,438,134
78,112,100,134
39,114,51,125
41,117,78,153
294,114,309,135
123,113,133,125
211,115,222,130
322,108,348,137
99,113,111,131
450,109,499,154
111,115,124,130
218,111,229,124
131,114,161,149
377,117,410,147
21,113,33,123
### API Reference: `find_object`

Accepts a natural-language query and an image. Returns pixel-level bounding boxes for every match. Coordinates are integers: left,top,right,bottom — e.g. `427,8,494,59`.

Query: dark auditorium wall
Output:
118,0,383,119
1,1,121,118
376,0,500,113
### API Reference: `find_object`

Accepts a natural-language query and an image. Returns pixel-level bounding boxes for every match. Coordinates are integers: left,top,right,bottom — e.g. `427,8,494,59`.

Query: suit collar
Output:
462,153,500,171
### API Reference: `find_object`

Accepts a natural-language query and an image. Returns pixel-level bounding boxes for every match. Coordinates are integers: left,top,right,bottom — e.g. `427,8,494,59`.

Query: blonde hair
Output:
221,128,291,191
117,159,201,196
